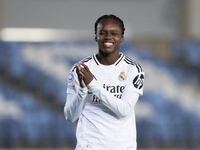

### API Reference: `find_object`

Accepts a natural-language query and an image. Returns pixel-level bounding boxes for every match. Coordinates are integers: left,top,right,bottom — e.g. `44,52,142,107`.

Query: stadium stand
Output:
0,40,200,149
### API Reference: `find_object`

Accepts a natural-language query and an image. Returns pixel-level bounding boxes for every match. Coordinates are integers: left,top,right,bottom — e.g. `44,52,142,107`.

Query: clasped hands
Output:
75,62,94,88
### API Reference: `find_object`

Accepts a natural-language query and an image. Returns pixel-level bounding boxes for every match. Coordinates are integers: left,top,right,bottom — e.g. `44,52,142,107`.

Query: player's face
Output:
95,18,124,55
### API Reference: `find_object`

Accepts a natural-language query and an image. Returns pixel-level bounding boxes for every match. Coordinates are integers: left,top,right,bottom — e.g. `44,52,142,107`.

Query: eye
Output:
99,31,105,35
112,32,118,36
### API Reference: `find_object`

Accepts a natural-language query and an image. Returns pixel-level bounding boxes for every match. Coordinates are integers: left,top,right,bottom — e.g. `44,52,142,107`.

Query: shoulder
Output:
122,55,144,73
81,55,93,63
71,54,95,72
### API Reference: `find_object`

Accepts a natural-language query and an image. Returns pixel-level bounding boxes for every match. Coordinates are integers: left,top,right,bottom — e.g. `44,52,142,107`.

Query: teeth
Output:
104,43,113,46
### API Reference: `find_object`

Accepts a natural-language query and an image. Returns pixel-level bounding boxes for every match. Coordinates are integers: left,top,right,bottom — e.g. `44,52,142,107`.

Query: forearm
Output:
87,79,139,118
64,87,88,122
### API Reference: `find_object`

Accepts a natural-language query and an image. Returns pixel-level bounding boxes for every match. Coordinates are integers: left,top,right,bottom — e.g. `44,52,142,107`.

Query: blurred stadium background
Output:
0,0,200,150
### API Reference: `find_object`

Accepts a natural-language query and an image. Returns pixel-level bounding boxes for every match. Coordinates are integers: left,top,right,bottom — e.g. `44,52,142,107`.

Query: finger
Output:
79,71,84,77
78,62,85,69
76,63,82,72
75,63,80,69
81,63,89,71
75,65,80,74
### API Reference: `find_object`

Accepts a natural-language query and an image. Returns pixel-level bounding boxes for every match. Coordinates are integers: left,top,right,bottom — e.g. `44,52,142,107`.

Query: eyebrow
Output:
100,29,119,32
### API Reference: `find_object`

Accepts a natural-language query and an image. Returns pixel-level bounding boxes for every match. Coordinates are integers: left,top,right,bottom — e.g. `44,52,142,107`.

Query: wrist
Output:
87,78,97,89
78,86,88,98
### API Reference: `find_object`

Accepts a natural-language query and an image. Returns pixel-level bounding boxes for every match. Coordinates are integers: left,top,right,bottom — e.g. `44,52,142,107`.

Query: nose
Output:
105,32,112,39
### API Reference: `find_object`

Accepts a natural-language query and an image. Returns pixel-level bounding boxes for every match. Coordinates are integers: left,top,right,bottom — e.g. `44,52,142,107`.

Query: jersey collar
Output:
93,52,124,66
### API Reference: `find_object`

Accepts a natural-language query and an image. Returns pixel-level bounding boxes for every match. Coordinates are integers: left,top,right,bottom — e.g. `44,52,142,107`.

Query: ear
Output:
120,36,124,43
95,36,97,42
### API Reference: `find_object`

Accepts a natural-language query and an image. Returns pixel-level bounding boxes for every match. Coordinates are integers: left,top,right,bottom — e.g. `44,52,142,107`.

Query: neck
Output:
96,52,120,65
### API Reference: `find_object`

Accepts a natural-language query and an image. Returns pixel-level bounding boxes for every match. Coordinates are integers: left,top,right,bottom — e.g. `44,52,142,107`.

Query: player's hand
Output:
79,63,94,85
76,62,86,88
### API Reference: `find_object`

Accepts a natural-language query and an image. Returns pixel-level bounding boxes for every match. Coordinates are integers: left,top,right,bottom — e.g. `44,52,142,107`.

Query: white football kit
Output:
64,53,144,150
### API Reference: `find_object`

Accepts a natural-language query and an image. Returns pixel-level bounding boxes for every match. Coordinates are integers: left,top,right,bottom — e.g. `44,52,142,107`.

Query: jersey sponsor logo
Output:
92,84,126,102
118,71,126,81
68,72,74,83
133,74,144,89
103,84,126,93
92,95,101,102
88,91,92,94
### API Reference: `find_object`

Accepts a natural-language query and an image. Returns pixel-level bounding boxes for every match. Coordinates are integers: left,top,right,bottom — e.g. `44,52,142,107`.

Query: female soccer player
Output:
64,14,144,150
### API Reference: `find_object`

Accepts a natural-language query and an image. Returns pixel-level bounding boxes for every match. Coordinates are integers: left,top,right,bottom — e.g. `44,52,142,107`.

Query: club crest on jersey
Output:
118,72,126,81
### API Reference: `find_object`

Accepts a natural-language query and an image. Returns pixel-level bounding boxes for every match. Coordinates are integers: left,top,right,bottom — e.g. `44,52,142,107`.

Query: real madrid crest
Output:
118,72,126,81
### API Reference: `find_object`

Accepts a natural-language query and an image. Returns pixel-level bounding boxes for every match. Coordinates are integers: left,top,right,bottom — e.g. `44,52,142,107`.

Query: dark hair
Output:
94,14,125,35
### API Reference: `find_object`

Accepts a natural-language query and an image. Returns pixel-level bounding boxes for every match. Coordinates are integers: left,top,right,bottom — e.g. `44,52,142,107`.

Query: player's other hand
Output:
76,62,86,88
79,63,94,85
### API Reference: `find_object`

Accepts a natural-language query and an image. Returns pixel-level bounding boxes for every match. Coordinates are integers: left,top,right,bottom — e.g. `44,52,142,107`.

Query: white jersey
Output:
65,53,144,150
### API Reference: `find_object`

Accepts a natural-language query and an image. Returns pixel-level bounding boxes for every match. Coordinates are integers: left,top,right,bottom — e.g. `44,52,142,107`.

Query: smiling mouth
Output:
104,42,113,46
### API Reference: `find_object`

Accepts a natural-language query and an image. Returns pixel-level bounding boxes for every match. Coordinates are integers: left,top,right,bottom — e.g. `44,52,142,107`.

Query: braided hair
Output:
94,14,125,35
